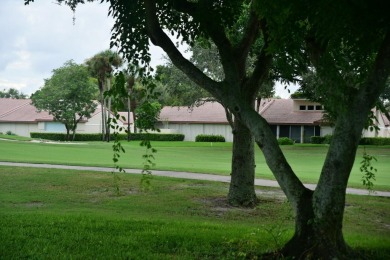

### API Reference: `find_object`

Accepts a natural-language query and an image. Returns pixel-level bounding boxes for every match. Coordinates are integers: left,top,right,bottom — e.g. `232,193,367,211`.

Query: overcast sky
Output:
0,0,295,98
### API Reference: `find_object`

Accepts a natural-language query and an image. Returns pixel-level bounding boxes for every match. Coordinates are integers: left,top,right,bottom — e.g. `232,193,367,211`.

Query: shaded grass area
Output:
0,139,389,190
0,167,389,259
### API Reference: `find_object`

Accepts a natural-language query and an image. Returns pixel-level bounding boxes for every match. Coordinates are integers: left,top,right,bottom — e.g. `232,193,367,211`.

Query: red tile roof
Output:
0,98,52,123
159,99,325,125
0,98,105,123
260,99,324,125
159,102,229,124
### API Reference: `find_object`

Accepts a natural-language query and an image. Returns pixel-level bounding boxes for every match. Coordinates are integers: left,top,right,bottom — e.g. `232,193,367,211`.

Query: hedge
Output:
30,132,185,142
195,134,225,142
311,135,390,145
310,136,325,144
359,137,390,145
277,137,294,145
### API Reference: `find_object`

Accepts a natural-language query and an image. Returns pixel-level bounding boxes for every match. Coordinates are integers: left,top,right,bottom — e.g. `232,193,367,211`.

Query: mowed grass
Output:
0,166,389,259
0,139,389,190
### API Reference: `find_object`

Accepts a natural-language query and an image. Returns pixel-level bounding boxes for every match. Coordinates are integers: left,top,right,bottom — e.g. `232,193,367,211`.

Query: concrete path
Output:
1,161,389,197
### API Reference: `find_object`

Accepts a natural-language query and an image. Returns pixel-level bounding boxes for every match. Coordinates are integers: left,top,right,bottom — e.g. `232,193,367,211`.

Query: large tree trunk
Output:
283,109,364,257
228,118,257,207
282,211,351,258
281,188,351,259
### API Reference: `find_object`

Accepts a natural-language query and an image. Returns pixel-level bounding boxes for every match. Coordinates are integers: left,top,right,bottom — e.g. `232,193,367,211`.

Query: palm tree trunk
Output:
100,90,105,141
106,78,111,142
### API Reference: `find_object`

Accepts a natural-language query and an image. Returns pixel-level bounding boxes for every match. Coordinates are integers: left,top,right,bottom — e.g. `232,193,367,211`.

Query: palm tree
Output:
86,50,123,141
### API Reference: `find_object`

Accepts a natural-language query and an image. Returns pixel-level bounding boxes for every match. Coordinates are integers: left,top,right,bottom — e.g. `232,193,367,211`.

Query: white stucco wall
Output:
320,126,334,136
81,112,133,133
160,123,233,142
0,123,40,137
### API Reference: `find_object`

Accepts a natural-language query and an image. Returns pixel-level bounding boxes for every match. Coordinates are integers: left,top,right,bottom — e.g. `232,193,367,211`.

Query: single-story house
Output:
0,98,134,137
157,102,232,141
157,99,390,142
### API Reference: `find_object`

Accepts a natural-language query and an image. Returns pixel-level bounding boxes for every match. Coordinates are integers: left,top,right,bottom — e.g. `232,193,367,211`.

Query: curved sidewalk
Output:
1,161,389,197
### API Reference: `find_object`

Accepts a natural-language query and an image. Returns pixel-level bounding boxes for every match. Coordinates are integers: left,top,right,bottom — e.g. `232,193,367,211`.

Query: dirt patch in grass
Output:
195,194,290,220
255,188,286,200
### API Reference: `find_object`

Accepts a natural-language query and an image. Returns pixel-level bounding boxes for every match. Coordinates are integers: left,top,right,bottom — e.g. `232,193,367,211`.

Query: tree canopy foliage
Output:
31,60,98,141
0,88,28,99
154,62,210,107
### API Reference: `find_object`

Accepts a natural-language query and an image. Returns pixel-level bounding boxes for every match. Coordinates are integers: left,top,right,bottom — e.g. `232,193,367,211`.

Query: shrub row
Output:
359,137,390,145
311,135,332,144
311,135,390,145
277,137,294,145
128,133,185,141
30,132,185,142
195,134,225,142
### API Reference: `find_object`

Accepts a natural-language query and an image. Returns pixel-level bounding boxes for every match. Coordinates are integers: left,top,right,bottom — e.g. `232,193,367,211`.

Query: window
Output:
315,126,321,136
299,105,306,110
279,125,290,138
290,126,301,143
269,125,277,137
307,105,314,110
316,105,323,110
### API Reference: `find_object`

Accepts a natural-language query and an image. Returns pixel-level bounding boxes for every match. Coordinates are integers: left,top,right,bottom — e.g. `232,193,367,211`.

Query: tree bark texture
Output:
228,118,257,207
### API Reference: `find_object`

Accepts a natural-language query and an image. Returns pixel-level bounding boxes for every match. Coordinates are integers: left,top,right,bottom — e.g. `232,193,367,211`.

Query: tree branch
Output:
171,0,241,84
243,20,273,98
143,0,222,97
224,107,235,129
234,7,261,74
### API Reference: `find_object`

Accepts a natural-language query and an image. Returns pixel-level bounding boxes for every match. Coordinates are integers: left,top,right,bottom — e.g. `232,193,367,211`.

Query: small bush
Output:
323,134,333,144
195,134,225,142
30,132,185,142
277,137,294,145
311,136,325,144
6,131,15,135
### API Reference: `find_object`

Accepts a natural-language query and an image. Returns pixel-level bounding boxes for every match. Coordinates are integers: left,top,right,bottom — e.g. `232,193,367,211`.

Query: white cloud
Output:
0,79,26,90
0,0,172,97
7,51,32,70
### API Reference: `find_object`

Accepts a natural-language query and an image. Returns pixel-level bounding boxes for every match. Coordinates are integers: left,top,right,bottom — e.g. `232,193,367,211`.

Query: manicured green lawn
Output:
0,167,389,259
1,139,389,190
